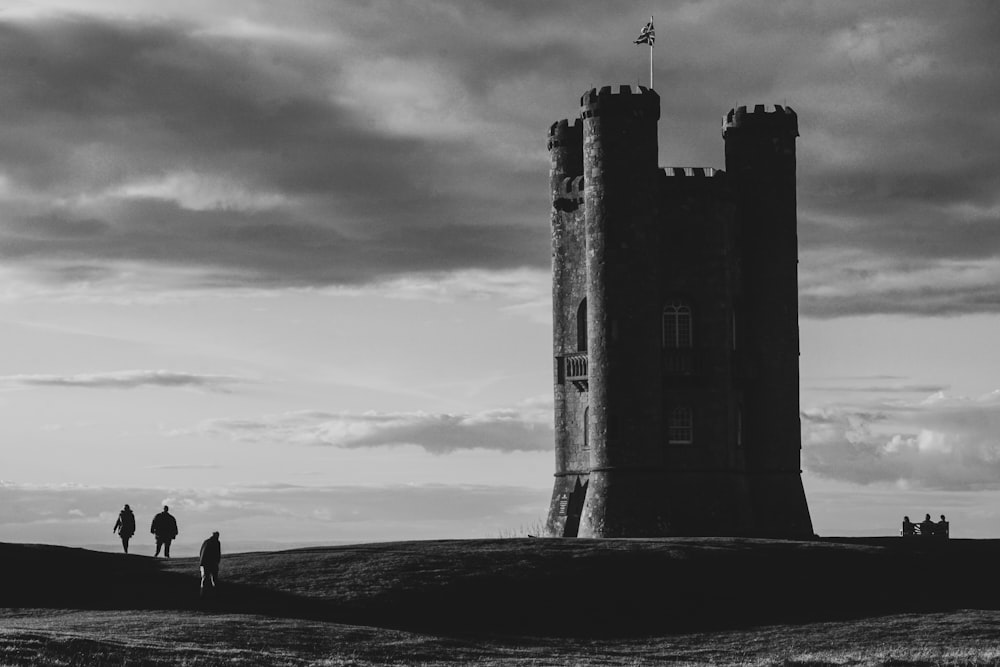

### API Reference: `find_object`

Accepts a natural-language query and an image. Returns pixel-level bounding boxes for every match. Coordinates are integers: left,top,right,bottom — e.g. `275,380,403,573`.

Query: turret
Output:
723,104,812,537
577,85,662,537
548,118,584,198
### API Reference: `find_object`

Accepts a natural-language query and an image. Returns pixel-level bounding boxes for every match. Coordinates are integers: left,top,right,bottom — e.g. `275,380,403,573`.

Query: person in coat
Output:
199,531,221,598
112,504,136,553
150,505,179,558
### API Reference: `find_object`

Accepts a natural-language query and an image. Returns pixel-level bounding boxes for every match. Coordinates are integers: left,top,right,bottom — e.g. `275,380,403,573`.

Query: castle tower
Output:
545,90,813,538
577,85,662,537
723,105,813,536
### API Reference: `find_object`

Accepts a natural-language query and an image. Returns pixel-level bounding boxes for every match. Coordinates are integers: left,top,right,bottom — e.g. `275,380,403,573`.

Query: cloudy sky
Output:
2,0,999,554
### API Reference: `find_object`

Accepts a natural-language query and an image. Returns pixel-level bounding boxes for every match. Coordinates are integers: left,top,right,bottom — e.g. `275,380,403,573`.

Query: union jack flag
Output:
634,20,655,46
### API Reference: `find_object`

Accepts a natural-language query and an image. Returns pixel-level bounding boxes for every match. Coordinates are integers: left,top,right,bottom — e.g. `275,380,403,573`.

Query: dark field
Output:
2,537,1000,665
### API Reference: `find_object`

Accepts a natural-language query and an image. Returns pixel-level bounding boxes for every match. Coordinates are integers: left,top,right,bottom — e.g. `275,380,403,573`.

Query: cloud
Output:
802,390,1000,490
0,14,547,291
0,370,249,392
805,380,950,394
0,3,997,315
185,401,553,454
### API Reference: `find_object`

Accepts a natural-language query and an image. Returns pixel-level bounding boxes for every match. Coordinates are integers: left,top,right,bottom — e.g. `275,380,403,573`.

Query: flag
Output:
634,20,654,46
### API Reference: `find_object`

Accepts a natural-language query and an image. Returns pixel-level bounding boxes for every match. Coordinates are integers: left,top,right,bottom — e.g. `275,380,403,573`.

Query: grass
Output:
3,537,1000,665
4,608,1000,665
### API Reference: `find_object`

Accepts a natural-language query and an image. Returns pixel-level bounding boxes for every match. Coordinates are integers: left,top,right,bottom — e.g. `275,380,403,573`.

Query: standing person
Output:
150,505,179,558
112,504,136,553
199,531,221,598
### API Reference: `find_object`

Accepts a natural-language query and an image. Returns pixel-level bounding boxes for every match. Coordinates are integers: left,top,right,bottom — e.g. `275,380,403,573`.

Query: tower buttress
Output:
546,118,587,537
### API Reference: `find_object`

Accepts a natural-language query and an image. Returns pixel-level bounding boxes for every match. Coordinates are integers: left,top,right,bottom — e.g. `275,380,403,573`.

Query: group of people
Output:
113,504,222,597
901,513,950,538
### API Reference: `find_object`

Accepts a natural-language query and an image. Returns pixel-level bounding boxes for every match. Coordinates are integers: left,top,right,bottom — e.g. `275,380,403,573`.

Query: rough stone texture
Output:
545,91,813,538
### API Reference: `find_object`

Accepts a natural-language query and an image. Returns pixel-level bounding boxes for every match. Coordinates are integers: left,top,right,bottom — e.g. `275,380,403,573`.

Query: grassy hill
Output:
3,537,1000,664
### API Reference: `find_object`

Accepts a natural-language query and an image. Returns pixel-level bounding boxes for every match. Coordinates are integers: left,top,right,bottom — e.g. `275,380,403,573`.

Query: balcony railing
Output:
562,352,588,389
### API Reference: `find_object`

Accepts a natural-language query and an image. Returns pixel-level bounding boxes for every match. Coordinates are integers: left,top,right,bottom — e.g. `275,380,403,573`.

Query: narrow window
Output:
663,301,693,349
731,307,737,351
668,407,694,444
736,406,743,447
583,406,589,449
577,298,587,352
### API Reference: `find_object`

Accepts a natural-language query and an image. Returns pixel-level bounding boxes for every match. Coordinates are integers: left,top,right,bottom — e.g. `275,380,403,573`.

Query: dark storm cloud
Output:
1,3,998,316
0,14,548,288
3,201,538,287
1,370,248,391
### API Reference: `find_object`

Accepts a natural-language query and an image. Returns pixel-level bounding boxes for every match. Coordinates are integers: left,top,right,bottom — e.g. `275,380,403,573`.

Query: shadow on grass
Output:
5,538,1000,637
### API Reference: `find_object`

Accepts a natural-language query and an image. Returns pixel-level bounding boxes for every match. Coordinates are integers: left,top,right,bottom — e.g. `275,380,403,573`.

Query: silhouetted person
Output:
920,513,935,537
901,515,915,536
150,505,178,557
199,531,221,598
113,504,136,553
937,514,950,538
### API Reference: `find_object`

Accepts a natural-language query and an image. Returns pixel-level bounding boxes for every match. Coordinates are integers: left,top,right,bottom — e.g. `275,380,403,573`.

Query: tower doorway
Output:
562,477,589,537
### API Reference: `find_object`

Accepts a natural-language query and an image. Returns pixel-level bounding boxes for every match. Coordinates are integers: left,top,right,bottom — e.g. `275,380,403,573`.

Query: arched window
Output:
668,406,694,444
663,301,692,349
577,298,587,352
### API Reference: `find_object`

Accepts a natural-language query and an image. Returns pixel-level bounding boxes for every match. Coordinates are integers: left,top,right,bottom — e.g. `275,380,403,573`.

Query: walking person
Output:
199,531,221,599
112,504,136,553
150,505,179,558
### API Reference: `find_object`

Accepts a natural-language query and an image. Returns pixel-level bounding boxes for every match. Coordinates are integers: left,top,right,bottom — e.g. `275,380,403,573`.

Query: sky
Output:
1,0,999,554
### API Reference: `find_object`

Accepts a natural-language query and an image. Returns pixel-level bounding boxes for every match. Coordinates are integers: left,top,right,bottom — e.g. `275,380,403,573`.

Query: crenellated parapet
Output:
661,167,724,177
548,118,583,150
722,104,798,139
580,85,660,121
558,175,585,200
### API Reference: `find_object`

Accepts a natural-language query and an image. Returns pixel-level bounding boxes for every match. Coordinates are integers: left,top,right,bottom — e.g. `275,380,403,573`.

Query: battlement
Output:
556,176,585,200
548,118,583,137
580,85,660,120
661,167,724,177
548,118,583,150
722,104,798,138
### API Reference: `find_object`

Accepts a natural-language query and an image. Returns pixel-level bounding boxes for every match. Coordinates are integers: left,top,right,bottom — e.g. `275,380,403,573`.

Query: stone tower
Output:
545,85,813,538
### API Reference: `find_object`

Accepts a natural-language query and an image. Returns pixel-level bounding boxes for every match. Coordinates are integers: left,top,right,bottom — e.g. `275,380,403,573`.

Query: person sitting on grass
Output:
920,513,935,536
901,515,915,536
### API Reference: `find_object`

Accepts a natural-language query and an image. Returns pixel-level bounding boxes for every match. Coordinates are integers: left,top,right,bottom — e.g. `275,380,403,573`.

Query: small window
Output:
663,301,692,349
731,307,737,351
668,407,693,444
583,406,589,449
577,298,587,352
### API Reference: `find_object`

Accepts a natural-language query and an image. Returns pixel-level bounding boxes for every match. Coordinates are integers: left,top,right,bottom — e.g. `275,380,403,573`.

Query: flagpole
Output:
649,15,654,89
